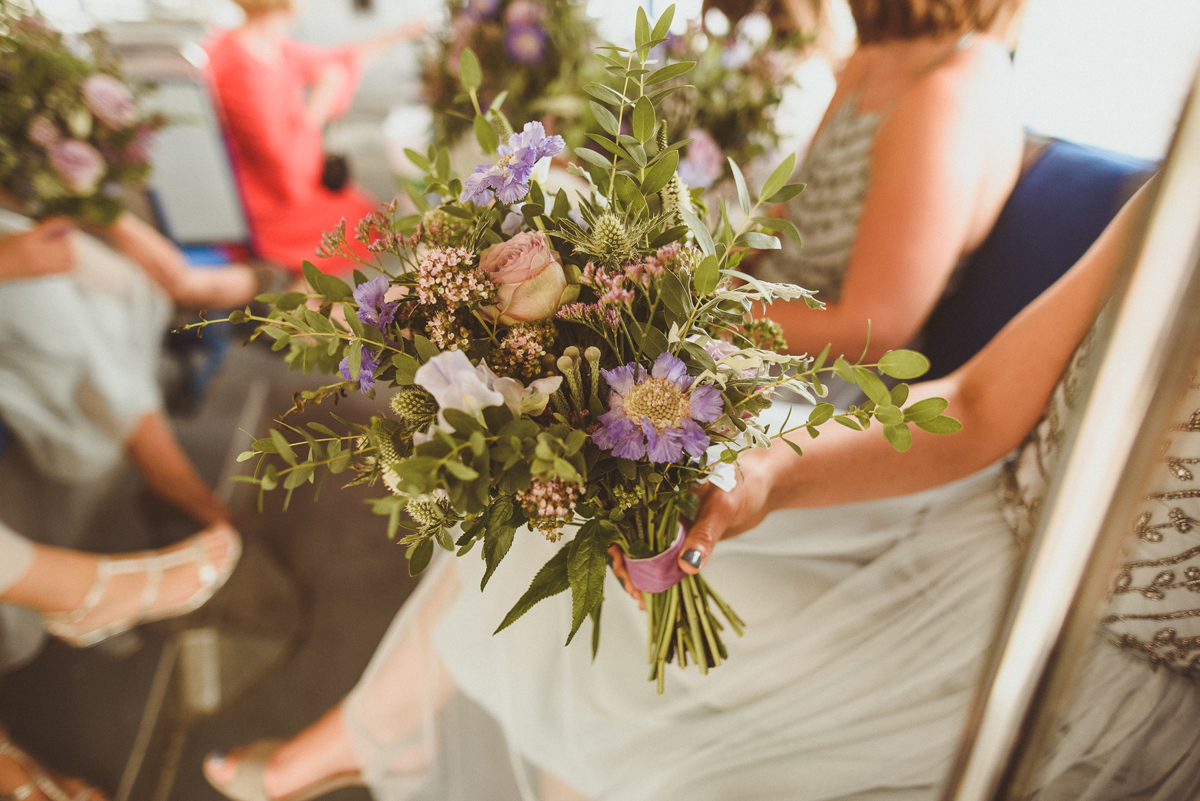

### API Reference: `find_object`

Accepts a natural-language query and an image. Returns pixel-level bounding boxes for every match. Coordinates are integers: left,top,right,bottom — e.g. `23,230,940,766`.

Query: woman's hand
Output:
0,218,77,282
677,452,776,574
609,450,782,604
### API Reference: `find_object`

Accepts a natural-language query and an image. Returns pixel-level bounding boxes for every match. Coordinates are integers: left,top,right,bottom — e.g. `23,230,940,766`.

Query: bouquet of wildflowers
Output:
214,7,959,691
421,0,600,153
0,2,164,224
654,12,802,190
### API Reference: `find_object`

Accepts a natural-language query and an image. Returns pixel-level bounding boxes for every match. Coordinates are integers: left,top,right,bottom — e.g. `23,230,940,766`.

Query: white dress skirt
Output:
345,460,1022,801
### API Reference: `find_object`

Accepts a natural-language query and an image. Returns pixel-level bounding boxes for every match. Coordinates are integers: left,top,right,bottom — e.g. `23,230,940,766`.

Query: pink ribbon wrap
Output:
623,523,687,593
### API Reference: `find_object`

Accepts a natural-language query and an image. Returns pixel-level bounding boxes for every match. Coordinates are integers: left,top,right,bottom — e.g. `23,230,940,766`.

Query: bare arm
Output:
767,42,1020,362
303,19,425,127
0,218,76,281
679,182,1150,573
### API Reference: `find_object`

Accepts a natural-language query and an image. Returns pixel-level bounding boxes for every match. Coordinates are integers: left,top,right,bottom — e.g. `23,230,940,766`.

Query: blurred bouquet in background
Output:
0,1,164,224
421,0,601,153
656,11,803,189
208,6,956,692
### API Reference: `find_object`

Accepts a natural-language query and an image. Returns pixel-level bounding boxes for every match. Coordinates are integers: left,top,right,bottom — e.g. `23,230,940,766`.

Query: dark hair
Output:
849,0,1013,43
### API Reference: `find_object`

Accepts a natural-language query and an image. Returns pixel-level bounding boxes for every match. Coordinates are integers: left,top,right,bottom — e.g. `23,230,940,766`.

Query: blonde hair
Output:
848,0,1018,43
230,0,294,17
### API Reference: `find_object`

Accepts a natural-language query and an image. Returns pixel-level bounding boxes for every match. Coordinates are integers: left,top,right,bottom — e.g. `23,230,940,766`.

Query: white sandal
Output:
0,736,98,801
40,523,242,648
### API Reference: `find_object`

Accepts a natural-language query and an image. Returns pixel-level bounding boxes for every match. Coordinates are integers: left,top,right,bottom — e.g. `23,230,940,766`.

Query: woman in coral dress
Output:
205,0,422,275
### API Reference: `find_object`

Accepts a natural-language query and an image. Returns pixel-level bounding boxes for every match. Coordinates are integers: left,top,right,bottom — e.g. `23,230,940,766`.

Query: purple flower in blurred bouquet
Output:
82,73,137,129
505,22,546,65
354,275,400,329
505,0,541,24
50,139,106,194
676,128,724,190
466,0,500,19
463,121,564,205
340,347,383,393
593,353,724,463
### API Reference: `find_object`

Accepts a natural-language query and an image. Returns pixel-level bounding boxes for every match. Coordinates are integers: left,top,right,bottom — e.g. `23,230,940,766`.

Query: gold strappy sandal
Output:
40,523,242,648
203,741,364,801
0,736,101,801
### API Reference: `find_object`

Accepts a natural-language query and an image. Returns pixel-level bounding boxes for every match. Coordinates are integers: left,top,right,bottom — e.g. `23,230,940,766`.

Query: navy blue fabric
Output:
920,138,1156,380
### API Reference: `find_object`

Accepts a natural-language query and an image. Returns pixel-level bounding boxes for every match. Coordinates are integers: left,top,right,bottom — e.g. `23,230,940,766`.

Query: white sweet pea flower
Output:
415,350,505,431
704,460,738,492
477,362,563,417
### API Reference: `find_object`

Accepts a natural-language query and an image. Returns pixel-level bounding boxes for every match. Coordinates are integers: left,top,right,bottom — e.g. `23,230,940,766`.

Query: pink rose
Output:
51,139,106,195
81,73,137,129
479,231,569,323
27,114,61,149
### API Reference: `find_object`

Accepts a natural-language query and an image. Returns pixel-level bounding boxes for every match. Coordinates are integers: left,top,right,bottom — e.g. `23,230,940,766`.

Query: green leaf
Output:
644,61,695,86
679,205,716,257
459,48,482,92
640,149,678,195
854,367,891,406
883,423,913,452
413,335,440,362
878,349,932,380
693,254,720,296
783,437,804,457
832,356,854,383
393,352,419,385
442,408,484,435
495,548,571,634
482,496,518,590
584,83,626,106
566,519,615,645
890,383,910,407
650,5,675,40
404,148,434,173
729,158,751,217
759,153,796,204
635,5,651,49
474,113,499,154
874,404,904,425
807,402,835,426
833,414,863,431
632,96,655,143
590,101,620,137
574,147,613,171
408,538,434,577
445,460,479,481
283,462,315,489
904,397,950,423
276,291,307,311
734,231,781,251
269,429,297,465
914,415,963,435
764,182,805,205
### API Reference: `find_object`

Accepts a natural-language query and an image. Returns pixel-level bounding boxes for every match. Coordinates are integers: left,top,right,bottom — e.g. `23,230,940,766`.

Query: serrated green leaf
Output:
459,49,482,91
878,349,932,380
482,496,517,589
495,548,571,634
566,519,614,645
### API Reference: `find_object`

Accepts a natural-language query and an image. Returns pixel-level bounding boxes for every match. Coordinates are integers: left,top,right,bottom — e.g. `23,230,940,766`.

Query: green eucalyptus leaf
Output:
878,349,932,380
904,397,950,422
474,113,499,154
914,415,963,435
883,423,913,452
269,429,297,465
459,49,482,92
645,61,694,86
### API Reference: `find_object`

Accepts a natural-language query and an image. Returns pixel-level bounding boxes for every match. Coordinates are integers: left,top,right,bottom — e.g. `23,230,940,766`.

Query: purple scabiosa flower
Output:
676,128,724,190
354,275,400,329
50,139,106,195
505,22,546,65
340,346,383,393
593,353,724,463
462,121,564,205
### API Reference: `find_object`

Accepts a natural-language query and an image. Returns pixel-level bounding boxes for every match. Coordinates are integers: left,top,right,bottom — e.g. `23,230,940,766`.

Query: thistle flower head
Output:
390,386,439,434
406,489,453,532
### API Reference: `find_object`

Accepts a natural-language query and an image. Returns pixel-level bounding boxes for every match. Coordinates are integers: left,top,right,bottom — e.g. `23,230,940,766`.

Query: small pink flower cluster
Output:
421,208,473,250
317,218,352,261
354,200,407,254
516,476,582,541
580,262,634,306
555,302,620,329
490,322,554,379
415,247,497,307
651,242,703,273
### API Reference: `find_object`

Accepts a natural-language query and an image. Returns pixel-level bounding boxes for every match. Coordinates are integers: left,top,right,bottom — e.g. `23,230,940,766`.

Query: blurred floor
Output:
0,330,421,801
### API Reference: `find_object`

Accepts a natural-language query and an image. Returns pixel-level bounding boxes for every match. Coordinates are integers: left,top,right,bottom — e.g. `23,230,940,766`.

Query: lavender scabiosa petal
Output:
340,347,382,393
651,352,691,390
688,383,724,423
643,419,684,463
353,276,399,328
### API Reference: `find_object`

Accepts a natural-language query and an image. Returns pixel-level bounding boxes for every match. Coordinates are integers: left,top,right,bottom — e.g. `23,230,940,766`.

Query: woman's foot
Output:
204,707,361,801
40,523,242,647
0,727,108,801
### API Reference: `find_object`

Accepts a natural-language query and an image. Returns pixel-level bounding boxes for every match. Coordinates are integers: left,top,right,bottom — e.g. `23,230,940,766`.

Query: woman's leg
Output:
126,411,231,526
206,556,462,799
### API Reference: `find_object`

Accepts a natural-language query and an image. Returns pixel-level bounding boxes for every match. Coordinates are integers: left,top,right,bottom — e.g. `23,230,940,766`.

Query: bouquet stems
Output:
637,501,745,693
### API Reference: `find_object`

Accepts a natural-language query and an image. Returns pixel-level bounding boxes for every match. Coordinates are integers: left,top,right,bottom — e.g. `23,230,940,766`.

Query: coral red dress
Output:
205,31,377,274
